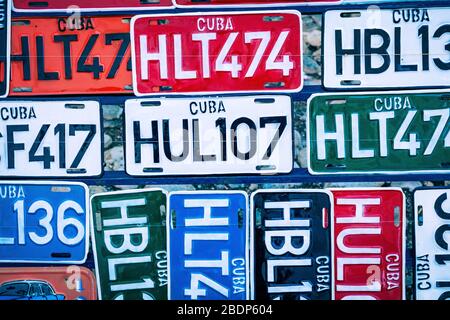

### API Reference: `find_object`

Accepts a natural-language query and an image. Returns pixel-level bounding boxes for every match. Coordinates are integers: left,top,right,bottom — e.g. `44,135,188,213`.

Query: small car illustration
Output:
0,280,65,300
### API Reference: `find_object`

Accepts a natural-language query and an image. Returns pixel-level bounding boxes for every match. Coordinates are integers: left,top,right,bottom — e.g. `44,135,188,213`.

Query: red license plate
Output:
10,16,133,96
174,0,341,7
0,267,97,300
331,188,405,300
13,0,173,11
131,11,302,95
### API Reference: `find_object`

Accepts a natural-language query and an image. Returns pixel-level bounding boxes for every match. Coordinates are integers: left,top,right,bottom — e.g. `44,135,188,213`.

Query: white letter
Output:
265,230,311,256
139,35,168,80
336,198,381,224
267,259,312,282
336,257,381,292
336,228,381,254
108,256,152,281
184,251,229,276
101,199,147,227
374,98,383,112
264,201,310,228
197,18,205,32
369,111,394,157
184,233,228,255
174,34,196,80
192,33,216,78
183,199,229,226
104,227,149,254
351,113,374,158
316,114,345,160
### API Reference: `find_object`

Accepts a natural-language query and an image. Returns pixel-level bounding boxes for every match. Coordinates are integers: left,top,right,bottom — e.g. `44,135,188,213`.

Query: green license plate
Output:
90,189,168,300
307,90,450,175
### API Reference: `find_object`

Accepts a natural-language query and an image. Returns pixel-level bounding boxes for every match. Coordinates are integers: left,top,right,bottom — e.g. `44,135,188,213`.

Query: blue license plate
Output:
0,182,89,263
168,191,249,300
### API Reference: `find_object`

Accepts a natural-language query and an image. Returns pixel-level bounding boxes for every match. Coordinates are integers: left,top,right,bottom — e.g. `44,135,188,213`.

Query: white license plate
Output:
415,188,450,300
0,101,102,177
323,8,450,89
124,96,292,176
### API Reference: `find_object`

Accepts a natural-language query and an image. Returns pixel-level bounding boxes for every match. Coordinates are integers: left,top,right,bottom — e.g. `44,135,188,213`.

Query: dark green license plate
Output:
90,189,168,300
307,91,450,174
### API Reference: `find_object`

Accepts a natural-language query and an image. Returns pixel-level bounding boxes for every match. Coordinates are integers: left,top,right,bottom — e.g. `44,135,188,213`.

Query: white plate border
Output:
167,189,250,300
130,10,303,97
306,89,450,175
0,180,90,265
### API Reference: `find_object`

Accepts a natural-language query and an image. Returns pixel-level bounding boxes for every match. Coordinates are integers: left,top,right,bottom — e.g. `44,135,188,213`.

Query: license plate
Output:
250,189,333,300
131,11,302,96
0,181,89,264
125,96,293,176
331,188,405,300
307,91,450,175
323,8,450,89
174,0,340,7
13,0,173,11
10,16,132,96
414,188,450,300
168,191,249,300
0,267,97,300
0,0,10,97
0,101,102,177
91,189,168,300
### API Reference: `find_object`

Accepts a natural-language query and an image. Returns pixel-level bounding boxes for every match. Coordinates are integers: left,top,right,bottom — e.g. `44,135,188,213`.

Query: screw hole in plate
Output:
417,205,423,226
264,82,285,88
12,20,31,26
51,252,71,258
340,80,361,86
325,164,346,169
28,1,48,8
65,103,85,109
254,98,275,104
140,101,162,107
256,165,276,171
171,209,176,229
340,12,362,18
143,167,164,173
394,206,400,227
263,16,284,22
326,99,347,105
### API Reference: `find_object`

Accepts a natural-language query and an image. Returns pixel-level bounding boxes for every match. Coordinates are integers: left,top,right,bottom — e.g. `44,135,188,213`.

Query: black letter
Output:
393,10,401,23
0,107,7,120
163,119,189,162
436,254,450,265
11,36,31,80
435,193,450,220
192,119,216,162
231,117,257,160
36,36,59,80
335,29,361,75
394,27,418,72
365,29,391,74
260,116,287,160
133,121,160,164
433,25,450,70
54,34,78,79
57,18,66,32
435,224,450,250
7,125,29,169
189,102,198,115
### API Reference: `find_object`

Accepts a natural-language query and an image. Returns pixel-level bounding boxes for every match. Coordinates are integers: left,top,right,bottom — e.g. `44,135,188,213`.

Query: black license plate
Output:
251,189,333,300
